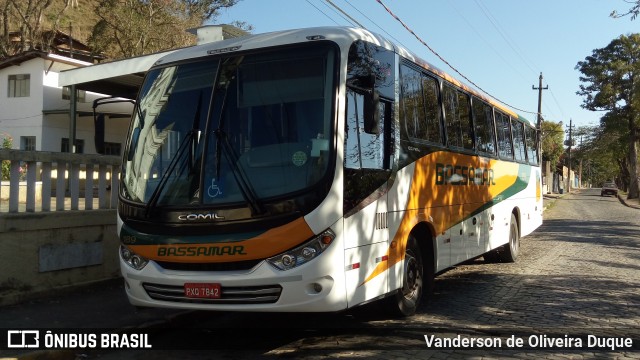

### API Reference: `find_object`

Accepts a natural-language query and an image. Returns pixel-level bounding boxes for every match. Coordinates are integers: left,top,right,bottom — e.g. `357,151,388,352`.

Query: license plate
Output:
184,283,221,299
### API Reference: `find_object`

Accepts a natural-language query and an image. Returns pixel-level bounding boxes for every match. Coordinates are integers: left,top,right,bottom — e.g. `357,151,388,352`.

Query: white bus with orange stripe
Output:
117,27,542,316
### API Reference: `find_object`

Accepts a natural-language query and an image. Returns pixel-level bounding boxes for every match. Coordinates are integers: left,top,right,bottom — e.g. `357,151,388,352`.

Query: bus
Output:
116,27,543,316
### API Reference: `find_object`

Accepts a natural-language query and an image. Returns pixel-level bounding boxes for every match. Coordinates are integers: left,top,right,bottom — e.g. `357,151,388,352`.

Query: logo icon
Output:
7,330,39,348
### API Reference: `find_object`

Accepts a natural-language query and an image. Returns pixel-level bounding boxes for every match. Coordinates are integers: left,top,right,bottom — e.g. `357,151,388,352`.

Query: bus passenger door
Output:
344,202,389,307
343,91,392,307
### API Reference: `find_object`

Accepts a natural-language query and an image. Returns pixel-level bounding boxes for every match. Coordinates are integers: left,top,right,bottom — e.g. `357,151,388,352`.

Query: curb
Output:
618,193,640,209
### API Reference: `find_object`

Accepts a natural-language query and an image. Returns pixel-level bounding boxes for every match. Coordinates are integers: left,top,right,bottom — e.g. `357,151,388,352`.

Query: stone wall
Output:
0,209,120,306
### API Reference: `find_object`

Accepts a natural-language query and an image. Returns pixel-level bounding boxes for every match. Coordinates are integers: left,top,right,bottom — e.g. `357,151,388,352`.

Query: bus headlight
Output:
120,245,149,270
266,230,335,271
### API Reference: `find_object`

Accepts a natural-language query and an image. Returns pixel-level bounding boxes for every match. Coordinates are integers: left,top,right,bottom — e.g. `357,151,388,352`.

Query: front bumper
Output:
120,248,347,312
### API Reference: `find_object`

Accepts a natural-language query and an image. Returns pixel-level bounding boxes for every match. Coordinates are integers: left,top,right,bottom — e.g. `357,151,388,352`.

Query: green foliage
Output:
576,34,640,198
571,124,621,186
90,0,241,59
540,120,564,168
1,135,12,181
611,1,640,20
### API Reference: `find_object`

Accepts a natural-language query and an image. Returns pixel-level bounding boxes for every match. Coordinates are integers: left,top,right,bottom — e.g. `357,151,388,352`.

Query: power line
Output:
473,0,539,76
343,0,408,48
447,1,530,83
374,0,537,115
472,1,569,120
305,0,341,26
548,88,567,120
317,0,357,27
323,0,365,28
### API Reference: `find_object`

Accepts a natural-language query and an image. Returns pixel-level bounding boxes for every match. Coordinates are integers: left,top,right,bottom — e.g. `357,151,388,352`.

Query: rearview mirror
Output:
363,90,380,135
94,113,105,154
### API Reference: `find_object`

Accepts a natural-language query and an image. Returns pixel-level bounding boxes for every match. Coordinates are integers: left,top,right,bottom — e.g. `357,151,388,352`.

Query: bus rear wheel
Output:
484,213,519,263
387,234,424,317
500,213,520,262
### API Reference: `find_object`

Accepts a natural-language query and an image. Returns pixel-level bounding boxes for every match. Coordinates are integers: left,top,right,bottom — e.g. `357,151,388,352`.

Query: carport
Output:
58,50,174,152
57,24,247,152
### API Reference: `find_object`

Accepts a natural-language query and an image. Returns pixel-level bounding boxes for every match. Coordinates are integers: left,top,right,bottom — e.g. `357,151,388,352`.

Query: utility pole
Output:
565,119,574,193
532,72,549,192
532,73,548,134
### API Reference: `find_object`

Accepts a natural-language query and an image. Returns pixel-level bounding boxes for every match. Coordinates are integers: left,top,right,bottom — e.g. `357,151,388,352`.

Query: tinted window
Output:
443,85,473,150
511,119,526,162
399,65,442,144
524,125,539,164
472,98,496,155
496,112,513,159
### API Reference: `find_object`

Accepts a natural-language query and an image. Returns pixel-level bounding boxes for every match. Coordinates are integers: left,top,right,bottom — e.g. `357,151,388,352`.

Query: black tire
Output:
386,234,427,317
498,213,520,263
483,249,501,263
484,213,519,263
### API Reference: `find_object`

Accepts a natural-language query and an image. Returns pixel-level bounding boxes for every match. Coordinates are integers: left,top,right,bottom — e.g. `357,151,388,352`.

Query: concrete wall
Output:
0,209,120,306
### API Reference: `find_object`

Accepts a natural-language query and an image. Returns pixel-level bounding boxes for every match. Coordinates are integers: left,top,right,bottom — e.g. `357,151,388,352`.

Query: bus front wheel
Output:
387,234,425,317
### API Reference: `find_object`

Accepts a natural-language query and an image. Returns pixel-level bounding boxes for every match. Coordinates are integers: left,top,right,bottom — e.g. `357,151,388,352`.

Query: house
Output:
0,31,133,155
2,25,247,155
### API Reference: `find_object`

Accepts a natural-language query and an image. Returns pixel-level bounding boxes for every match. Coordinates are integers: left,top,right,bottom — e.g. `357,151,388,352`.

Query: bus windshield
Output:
121,44,336,209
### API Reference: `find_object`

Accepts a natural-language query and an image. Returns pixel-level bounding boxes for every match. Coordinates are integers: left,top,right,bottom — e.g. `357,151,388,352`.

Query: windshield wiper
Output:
215,128,264,215
146,94,203,215
212,68,264,215
145,129,196,216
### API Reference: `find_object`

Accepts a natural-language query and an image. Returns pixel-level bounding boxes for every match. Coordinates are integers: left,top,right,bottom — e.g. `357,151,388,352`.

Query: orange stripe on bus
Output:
128,217,314,263
360,151,521,286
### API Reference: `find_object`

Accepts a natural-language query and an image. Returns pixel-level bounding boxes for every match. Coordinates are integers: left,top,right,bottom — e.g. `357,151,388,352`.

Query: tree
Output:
89,0,240,59
611,1,640,20
576,34,640,199
0,0,71,58
540,120,565,170
571,124,623,187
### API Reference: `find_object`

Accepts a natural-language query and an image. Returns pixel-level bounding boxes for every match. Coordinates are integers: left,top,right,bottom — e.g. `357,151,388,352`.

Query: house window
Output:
8,74,30,97
62,86,86,102
61,138,84,153
103,142,121,156
20,136,36,151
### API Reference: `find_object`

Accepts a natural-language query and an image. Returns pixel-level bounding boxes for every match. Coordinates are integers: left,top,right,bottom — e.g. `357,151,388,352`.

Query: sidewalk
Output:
618,193,640,209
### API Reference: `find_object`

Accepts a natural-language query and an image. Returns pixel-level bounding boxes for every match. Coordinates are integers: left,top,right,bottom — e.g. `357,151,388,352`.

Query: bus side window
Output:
399,64,442,145
524,125,539,165
511,119,527,162
496,112,514,159
472,98,496,155
443,85,473,150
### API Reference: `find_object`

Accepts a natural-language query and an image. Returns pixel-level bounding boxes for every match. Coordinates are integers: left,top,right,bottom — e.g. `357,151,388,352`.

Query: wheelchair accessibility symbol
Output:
208,179,223,198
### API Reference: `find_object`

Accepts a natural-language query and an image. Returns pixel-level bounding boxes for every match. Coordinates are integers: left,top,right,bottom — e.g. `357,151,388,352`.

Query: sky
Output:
215,0,638,130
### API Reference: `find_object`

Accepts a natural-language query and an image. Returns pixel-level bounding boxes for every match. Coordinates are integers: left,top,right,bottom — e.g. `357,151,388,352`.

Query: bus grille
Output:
142,283,282,304
155,259,262,272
